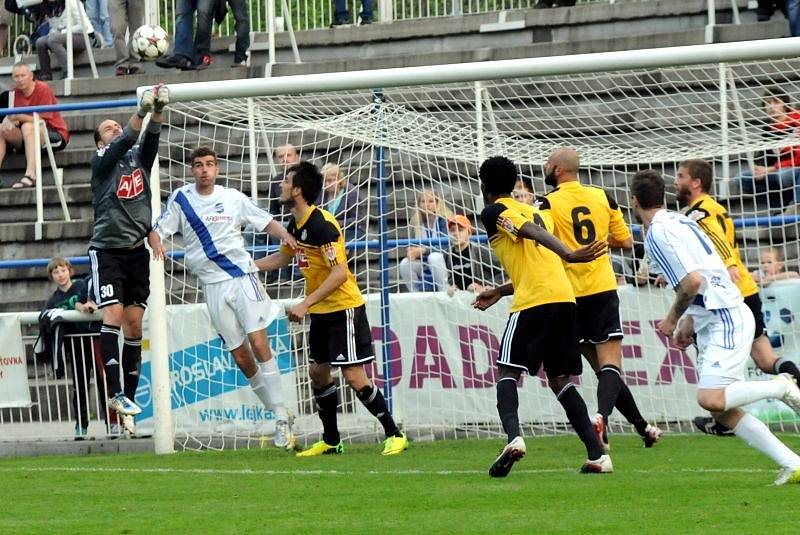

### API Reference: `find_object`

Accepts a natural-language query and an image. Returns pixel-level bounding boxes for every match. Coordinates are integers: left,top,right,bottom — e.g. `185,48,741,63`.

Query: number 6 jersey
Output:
541,181,631,297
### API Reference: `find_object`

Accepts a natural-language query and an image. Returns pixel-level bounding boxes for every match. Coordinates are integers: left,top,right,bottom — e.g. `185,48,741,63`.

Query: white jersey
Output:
154,184,273,284
644,209,742,312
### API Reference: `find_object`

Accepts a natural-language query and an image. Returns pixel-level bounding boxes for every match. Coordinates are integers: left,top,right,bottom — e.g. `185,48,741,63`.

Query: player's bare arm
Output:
518,221,607,263
607,235,633,249
147,231,166,261
255,251,293,273
657,270,702,337
472,282,513,311
263,220,297,250
287,263,349,322
674,315,695,350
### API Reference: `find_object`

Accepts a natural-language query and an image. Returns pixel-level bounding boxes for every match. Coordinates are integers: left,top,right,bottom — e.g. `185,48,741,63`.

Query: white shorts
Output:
693,301,755,389
203,273,279,350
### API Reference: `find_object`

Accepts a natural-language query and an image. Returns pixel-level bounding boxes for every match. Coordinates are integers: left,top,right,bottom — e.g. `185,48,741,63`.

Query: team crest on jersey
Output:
296,248,309,268
116,168,144,199
688,210,704,222
323,244,337,261
301,229,307,241
500,217,516,234
214,202,224,213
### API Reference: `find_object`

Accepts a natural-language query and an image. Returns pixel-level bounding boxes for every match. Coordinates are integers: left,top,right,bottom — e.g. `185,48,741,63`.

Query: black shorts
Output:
744,292,767,340
497,302,582,377
309,305,375,367
575,290,624,344
88,244,150,309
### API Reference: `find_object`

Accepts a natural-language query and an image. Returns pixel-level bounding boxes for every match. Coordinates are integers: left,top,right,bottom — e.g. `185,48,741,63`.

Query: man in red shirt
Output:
738,90,800,206
0,62,70,189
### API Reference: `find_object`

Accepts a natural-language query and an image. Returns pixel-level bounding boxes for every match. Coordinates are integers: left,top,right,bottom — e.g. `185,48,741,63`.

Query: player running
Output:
472,156,612,477
633,169,800,486
541,147,660,450
149,147,297,450
89,84,169,433
255,161,408,457
674,159,800,437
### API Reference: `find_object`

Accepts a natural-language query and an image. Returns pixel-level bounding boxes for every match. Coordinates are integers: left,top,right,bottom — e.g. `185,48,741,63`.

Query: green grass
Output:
1,434,798,534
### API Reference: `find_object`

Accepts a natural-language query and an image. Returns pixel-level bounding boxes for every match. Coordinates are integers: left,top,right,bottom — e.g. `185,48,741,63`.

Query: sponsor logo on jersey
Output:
323,244,337,261
203,214,234,224
301,229,307,241
688,210,704,222
214,202,224,213
117,168,144,199
296,248,309,268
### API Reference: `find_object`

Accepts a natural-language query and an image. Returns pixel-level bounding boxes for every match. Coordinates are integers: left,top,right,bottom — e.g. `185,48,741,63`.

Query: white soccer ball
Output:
130,25,170,61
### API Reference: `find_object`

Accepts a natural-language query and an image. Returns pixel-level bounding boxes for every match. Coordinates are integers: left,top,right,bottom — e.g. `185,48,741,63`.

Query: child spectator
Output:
399,189,452,292
445,214,502,296
753,246,800,286
41,257,101,440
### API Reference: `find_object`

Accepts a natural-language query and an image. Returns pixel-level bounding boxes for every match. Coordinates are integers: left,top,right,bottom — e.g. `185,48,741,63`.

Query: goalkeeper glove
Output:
153,85,170,114
137,88,155,117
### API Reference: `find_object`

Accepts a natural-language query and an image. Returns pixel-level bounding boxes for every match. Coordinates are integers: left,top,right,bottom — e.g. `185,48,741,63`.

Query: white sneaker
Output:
776,373,800,414
775,466,800,485
108,393,142,416
489,436,527,478
581,454,613,473
121,414,136,436
274,417,296,451
643,424,662,448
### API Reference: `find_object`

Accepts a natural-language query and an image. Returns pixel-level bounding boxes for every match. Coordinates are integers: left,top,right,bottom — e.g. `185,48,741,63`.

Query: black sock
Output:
774,358,800,383
497,379,521,443
556,383,604,460
596,365,623,423
615,382,648,436
356,385,400,437
100,324,121,397
122,337,142,401
314,383,340,445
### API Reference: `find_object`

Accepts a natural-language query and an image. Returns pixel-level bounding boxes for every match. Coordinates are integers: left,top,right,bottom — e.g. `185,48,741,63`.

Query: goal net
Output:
140,41,800,450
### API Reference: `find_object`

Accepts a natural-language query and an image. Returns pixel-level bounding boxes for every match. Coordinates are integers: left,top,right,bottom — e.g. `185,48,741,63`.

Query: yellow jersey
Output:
280,206,364,314
480,197,575,312
541,181,631,297
684,194,758,298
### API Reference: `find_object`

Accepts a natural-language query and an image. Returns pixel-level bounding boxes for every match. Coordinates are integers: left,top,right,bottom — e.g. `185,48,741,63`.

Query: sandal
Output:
11,175,35,189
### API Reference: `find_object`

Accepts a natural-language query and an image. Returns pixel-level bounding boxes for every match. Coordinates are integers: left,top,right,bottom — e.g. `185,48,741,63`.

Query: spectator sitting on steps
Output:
36,0,95,81
398,188,453,292
0,62,70,189
753,246,800,286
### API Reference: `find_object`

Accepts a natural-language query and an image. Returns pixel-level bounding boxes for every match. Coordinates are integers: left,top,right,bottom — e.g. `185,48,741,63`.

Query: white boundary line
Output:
0,466,775,476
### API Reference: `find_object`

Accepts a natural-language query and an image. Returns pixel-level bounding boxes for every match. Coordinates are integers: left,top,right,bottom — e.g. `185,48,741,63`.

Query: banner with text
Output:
0,315,31,408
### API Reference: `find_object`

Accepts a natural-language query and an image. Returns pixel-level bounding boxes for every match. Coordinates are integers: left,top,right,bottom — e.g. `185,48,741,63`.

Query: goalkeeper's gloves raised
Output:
137,87,155,117
137,84,170,117
153,85,170,114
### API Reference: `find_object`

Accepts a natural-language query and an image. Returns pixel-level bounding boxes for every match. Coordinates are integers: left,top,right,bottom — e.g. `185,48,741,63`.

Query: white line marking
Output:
0,466,775,476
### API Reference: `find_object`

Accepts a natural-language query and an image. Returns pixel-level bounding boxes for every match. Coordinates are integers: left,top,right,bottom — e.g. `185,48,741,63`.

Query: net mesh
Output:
151,56,800,450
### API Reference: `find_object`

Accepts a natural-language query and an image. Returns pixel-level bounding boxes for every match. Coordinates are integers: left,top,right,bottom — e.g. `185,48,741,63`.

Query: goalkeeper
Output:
88,85,168,430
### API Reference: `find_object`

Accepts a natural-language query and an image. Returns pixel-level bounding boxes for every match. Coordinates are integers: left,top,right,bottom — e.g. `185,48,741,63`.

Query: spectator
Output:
331,0,371,26
737,90,800,206
445,214,502,296
108,0,144,75
84,0,113,48
318,163,366,242
534,0,576,7
788,0,800,36
756,0,787,22
398,189,452,292
41,257,101,440
36,0,95,81
228,0,249,67
0,62,70,189
512,175,535,205
155,0,214,71
753,246,800,285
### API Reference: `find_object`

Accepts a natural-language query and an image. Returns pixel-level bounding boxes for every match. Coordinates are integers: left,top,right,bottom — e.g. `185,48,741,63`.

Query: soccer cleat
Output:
121,415,136,436
489,436,526,478
381,432,409,456
274,418,296,451
296,440,344,457
592,413,610,452
580,454,614,473
776,373,800,414
643,424,662,448
692,416,734,436
774,466,800,485
74,425,88,441
108,393,142,416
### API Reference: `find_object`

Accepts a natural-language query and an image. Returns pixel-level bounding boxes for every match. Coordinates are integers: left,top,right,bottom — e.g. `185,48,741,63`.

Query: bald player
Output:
541,147,660,450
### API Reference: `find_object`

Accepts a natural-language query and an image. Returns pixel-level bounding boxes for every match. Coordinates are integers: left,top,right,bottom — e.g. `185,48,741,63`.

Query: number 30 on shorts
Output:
100,284,114,298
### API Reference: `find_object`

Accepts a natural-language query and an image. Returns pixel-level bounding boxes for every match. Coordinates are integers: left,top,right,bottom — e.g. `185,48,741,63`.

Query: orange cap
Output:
447,214,472,233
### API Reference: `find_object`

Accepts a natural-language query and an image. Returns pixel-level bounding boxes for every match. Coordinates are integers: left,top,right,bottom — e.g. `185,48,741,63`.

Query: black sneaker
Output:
156,54,194,70
693,416,735,436
358,16,372,25
330,18,350,27
488,436,526,478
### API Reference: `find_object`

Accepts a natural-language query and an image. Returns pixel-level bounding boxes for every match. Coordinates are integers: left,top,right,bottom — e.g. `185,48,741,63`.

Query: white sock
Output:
258,359,288,421
733,413,800,468
723,381,786,410
247,371,272,412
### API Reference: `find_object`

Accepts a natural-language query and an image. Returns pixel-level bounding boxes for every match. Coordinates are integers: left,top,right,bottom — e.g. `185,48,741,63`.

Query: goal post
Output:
140,37,800,451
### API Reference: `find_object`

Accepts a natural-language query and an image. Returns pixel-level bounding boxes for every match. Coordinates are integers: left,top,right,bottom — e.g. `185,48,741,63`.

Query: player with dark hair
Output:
674,158,800,437
633,169,800,486
256,161,408,456
541,147,660,451
473,155,612,477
